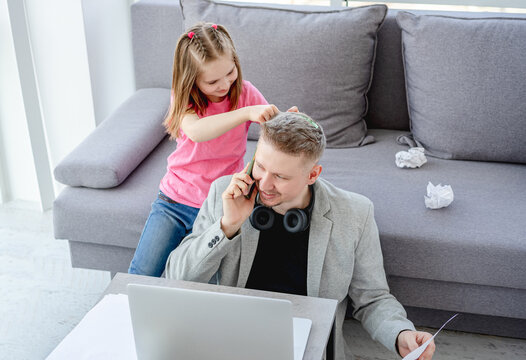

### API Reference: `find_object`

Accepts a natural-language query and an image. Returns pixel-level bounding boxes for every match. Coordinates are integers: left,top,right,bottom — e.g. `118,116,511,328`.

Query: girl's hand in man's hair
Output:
246,104,279,124
287,106,299,112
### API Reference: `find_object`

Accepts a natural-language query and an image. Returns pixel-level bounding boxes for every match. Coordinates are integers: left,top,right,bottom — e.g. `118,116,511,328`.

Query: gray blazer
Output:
166,176,415,359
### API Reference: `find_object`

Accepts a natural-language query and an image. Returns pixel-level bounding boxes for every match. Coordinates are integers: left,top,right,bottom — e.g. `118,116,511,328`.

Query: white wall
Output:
0,0,40,203
81,0,135,125
25,0,97,198
0,0,135,207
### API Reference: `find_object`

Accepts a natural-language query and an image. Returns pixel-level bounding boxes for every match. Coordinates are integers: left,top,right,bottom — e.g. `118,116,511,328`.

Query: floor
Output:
0,201,111,360
1,200,525,360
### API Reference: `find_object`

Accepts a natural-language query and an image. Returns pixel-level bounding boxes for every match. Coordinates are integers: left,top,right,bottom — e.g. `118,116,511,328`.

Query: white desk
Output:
104,273,338,360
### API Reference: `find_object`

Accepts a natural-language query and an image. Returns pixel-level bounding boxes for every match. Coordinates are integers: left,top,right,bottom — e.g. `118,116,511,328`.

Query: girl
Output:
128,22,279,276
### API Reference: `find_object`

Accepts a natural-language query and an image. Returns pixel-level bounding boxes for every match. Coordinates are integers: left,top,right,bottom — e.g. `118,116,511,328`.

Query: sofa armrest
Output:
54,88,170,188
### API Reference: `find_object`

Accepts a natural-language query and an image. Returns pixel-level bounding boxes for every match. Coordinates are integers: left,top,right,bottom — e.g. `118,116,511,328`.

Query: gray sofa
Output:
53,0,526,338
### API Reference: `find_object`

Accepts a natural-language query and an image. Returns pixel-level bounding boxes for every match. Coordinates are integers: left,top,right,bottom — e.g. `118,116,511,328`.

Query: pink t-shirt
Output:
160,80,268,208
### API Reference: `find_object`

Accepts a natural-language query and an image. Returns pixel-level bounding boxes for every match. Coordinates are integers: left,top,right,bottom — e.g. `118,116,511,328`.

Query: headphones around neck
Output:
249,185,315,233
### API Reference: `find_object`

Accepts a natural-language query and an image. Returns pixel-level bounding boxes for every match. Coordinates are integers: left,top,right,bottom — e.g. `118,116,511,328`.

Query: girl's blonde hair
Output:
164,23,243,139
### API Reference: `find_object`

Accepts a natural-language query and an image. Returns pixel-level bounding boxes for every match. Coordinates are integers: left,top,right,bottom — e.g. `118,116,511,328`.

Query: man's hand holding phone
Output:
220,161,257,238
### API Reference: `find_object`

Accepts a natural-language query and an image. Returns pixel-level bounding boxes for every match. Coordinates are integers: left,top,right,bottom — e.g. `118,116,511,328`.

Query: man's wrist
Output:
396,329,412,357
220,217,240,239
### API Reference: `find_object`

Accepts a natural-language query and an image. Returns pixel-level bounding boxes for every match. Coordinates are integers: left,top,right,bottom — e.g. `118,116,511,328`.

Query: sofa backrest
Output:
131,0,184,91
366,9,526,131
130,0,525,132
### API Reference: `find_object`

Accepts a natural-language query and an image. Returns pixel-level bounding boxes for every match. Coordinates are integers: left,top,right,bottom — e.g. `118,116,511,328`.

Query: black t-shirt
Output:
245,211,309,296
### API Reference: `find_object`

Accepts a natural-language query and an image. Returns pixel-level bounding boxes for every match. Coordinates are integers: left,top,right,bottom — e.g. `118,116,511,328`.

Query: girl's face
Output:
196,54,238,103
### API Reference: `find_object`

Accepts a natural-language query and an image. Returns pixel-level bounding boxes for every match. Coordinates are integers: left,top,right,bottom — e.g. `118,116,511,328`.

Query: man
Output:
166,112,435,360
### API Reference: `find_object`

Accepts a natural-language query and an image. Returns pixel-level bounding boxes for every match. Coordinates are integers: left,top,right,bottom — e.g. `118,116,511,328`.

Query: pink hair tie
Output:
187,31,195,39
212,24,218,29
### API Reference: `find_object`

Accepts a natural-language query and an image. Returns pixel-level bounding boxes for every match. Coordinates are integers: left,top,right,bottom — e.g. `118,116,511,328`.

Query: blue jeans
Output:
128,191,200,277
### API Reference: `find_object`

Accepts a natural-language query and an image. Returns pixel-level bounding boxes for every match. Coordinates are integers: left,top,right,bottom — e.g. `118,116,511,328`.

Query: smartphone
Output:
245,152,256,199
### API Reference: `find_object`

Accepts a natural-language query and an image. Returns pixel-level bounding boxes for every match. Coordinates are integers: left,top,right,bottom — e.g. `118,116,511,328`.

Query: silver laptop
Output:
127,283,312,360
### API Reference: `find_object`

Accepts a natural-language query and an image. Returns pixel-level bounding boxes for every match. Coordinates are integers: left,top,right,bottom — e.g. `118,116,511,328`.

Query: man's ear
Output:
307,164,322,185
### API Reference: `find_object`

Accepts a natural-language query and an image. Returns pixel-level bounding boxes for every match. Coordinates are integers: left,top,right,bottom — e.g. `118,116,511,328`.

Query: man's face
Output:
252,137,320,213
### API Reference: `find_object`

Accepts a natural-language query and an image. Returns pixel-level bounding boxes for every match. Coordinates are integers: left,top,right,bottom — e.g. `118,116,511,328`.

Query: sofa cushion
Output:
397,12,526,164
365,9,524,132
54,89,170,188
179,0,387,148
313,129,526,291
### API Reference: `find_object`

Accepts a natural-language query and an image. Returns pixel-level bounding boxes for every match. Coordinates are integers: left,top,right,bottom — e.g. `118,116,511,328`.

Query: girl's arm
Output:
181,104,279,143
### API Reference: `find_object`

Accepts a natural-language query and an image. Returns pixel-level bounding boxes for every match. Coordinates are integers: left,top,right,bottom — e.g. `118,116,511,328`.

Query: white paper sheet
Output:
47,294,312,360
395,147,427,168
425,182,454,209
46,294,137,360
293,317,312,360
402,313,459,360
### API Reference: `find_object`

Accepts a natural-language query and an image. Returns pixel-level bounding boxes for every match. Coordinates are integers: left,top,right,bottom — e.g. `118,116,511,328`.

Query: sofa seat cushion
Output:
56,128,526,293
302,129,525,291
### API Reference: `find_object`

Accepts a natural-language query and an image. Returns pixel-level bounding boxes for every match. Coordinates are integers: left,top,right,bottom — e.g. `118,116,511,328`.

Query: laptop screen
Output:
128,284,307,360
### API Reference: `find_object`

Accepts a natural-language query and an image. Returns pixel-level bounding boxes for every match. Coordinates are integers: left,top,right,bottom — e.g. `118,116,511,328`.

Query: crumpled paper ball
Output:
425,182,454,209
395,147,427,168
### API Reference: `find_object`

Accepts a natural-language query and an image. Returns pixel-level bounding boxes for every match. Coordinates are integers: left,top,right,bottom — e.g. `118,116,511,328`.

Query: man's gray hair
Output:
260,112,326,162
